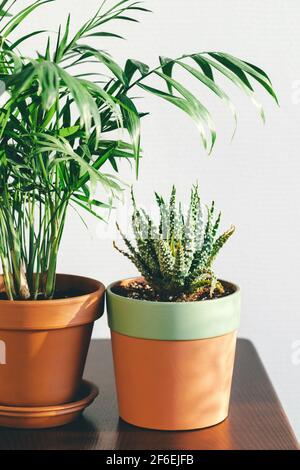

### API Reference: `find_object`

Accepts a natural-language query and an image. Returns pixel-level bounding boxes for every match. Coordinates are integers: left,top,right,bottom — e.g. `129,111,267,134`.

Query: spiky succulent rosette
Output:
114,184,235,301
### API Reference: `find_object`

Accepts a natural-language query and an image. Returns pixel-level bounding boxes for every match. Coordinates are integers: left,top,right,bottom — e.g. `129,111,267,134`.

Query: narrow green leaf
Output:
83,31,124,39
124,58,149,86
9,30,47,50
0,9,12,17
58,125,81,137
159,56,175,94
73,193,113,209
190,54,214,81
54,14,71,63
116,93,141,175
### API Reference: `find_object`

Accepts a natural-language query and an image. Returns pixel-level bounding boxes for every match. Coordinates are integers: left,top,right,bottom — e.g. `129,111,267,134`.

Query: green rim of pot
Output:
106,278,241,341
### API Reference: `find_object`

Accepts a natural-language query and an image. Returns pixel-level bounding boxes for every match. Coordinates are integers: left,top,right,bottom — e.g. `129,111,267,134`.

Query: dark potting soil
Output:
0,290,84,301
111,279,235,303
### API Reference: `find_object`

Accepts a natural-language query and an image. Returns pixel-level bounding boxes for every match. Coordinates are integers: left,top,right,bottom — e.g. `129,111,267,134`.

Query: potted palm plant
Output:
107,185,240,430
0,0,276,428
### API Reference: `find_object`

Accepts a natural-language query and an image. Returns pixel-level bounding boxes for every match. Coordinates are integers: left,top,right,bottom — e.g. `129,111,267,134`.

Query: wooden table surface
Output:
0,339,298,451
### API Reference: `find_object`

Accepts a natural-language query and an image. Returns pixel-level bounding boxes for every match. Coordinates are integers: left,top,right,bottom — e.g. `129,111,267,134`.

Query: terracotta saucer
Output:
0,380,98,429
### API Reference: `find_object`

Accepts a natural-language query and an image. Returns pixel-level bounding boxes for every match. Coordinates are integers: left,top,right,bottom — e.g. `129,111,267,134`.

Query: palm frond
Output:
126,52,278,152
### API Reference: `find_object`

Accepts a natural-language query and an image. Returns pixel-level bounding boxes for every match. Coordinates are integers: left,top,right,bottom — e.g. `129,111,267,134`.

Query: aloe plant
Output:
0,0,277,300
114,185,235,300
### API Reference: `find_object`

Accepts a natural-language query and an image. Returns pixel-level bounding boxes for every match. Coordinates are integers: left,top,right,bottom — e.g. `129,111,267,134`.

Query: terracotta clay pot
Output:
0,274,105,407
107,277,241,431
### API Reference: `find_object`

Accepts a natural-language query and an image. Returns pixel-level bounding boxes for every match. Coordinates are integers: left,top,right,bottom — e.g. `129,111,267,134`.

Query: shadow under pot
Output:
107,277,241,431
0,274,105,407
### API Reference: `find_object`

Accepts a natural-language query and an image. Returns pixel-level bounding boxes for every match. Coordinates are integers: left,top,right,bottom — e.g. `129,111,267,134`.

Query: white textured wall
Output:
15,0,300,440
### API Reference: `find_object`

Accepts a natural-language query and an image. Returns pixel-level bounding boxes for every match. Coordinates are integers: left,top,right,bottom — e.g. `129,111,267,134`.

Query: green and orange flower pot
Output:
107,277,241,431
